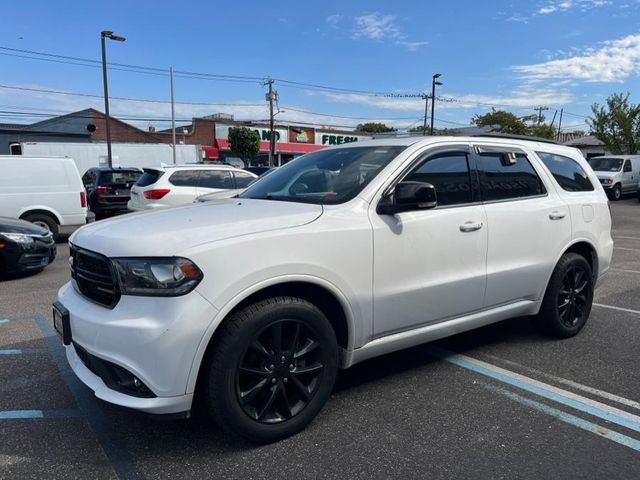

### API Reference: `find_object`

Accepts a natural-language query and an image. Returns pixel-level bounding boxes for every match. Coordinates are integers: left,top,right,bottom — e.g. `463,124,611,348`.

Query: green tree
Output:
228,127,260,162
473,109,556,139
588,92,640,154
472,109,528,135
355,122,397,133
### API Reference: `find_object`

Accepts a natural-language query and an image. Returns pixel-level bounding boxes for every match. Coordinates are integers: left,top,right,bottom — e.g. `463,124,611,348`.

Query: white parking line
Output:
593,303,640,316
429,347,640,433
482,354,640,411
611,268,640,275
613,236,640,241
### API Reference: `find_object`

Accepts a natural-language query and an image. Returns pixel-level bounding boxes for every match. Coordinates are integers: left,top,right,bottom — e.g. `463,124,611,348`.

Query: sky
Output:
1,0,639,132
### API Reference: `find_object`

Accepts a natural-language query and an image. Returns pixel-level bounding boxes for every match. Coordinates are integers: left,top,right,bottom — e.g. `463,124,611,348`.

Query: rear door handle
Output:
549,211,566,220
460,221,483,232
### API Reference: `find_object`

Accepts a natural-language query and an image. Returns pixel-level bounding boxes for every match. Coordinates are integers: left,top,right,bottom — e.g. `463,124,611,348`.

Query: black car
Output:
0,217,56,275
82,167,143,218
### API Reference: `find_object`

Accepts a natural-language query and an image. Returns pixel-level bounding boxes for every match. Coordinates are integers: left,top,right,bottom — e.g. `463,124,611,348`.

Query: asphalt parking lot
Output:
1,199,640,479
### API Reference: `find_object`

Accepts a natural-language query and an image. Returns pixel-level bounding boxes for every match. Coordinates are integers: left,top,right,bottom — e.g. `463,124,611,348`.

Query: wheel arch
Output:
19,207,62,225
187,275,356,395
562,240,598,280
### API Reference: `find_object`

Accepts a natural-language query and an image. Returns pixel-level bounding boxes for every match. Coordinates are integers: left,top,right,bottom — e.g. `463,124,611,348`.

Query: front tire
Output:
533,253,594,338
204,297,338,443
610,184,622,201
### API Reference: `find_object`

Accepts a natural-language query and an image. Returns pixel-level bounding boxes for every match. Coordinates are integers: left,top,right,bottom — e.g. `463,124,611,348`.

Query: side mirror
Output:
377,181,437,215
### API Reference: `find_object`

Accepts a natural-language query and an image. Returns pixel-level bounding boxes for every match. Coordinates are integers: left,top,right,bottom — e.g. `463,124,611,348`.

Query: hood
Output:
0,216,49,236
71,198,323,257
593,171,618,178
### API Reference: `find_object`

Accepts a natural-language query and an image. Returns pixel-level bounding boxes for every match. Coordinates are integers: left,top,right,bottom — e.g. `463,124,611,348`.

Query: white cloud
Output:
325,14,343,28
512,33,640,82
352,13,401,40
347,12,427,51
317,89,573,111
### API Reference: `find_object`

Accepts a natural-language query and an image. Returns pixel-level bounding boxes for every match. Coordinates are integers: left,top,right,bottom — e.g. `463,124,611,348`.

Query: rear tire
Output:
532,253,594,338
204,297,338,443
22,213,59,240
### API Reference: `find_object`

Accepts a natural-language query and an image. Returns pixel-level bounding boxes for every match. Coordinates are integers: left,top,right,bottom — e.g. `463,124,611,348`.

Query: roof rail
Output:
471,132,560,145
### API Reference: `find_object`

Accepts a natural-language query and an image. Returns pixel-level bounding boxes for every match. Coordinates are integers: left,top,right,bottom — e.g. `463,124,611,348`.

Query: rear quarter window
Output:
476,153,546,202
536,152,594,192
136,170,163,187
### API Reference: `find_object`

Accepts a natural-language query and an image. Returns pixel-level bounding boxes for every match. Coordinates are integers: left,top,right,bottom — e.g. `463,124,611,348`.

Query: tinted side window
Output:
82,171,94,186
624,160,632,172
477,153,545,201
169,170,200,187
198,170,234,189
536,152,594,192
405,153,472,206
234,171,256,188
137,170,163,187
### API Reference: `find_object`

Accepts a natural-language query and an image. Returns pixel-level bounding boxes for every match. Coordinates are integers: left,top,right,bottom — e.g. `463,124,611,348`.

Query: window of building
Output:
404,153,472,206
476,153,545,202
536,151,594,192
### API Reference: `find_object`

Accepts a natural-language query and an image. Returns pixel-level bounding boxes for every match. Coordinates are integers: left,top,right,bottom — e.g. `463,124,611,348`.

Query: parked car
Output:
55,136,612,443
0,156,90,240
587,155,640,200
127,165,257,211
194,167,277,203
83,167,142,218
0,216,56,275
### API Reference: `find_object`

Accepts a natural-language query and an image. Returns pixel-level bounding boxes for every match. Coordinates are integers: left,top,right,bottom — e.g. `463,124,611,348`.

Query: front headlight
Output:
606,178,614,184
112,257,203,296
1,233,35,245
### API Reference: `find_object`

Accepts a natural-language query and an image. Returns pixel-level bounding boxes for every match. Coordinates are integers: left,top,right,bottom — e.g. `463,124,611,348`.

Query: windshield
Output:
588,157,623,172
240,146,407,204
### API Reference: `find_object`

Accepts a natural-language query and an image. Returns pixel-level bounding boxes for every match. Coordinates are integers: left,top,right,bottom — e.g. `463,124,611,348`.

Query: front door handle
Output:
549,211,567,220
460,221,483,232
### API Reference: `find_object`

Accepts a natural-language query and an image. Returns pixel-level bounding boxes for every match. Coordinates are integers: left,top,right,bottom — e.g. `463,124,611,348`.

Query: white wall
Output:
19,142,201,175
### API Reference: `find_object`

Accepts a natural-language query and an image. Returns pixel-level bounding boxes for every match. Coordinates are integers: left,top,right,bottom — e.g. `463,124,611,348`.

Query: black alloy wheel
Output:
236,319,324,423
205,297,338,443
557,265,590,328
533,252,593,338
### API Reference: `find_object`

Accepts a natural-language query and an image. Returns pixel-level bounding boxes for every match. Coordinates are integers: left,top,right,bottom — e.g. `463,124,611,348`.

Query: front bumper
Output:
1,241,56,273
57,281,219,414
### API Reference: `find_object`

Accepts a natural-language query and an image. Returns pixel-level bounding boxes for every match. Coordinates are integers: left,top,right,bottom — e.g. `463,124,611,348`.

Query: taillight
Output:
95,186,112,195
80,191,87,208
144,189,170,200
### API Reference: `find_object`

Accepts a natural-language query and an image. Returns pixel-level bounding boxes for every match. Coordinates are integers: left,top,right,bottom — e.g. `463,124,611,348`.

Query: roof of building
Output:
563,135,605,147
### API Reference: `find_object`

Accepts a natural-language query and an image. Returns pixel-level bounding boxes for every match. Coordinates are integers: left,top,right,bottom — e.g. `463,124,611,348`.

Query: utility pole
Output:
534,105,549,126
264,79,278,167
422,94,429,136
170,66,176,164
556,108,564,142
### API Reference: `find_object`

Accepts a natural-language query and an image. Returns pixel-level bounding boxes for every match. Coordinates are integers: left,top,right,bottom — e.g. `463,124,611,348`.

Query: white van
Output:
588,155,640,200
0,156,89,239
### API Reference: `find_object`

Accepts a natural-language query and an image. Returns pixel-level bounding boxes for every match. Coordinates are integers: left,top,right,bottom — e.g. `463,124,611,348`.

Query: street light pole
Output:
430,73,442,136
100,30,125,168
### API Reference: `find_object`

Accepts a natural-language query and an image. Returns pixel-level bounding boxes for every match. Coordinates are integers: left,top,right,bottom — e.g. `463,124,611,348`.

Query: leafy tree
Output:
473,108,556,139
355,122,397,133
588,92,640,154
472,109,528,135
228,127,260,161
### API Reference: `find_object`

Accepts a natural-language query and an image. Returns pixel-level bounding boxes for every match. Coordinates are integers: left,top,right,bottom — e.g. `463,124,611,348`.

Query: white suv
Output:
127,164,257,210
54,136,613,443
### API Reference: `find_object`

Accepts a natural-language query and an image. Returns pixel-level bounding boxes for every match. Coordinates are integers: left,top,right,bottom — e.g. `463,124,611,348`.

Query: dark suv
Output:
82,168,142,218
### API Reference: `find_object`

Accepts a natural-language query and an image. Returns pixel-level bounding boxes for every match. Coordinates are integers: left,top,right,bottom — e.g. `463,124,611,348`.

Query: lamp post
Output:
430,73,443,136
101,30,126,168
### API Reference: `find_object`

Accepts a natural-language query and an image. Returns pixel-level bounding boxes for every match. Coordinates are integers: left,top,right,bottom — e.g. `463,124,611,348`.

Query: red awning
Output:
215,138,326,155
201,146,219,159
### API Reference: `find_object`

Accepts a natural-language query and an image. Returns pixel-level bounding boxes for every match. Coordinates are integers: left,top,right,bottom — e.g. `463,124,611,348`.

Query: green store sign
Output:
320,134,359,145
